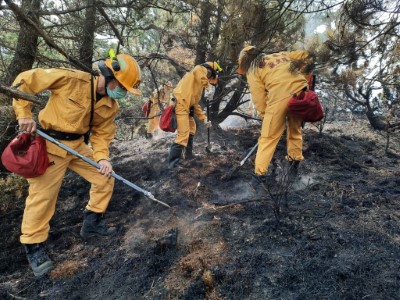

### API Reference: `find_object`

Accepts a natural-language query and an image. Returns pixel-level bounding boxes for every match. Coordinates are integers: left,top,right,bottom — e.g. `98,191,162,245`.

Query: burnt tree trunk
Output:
215,80,248,124
344,84,387,131
79,0,96,69
366,110,386,131
2,0,41,86
194,2,211,65
1,0,41,175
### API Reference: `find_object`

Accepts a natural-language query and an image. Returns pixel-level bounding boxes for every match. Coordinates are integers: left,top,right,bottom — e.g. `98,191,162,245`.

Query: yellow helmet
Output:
105,52,142,96
202,61,223,85
151,88,159,98
163,81,173,88
238,45,256,75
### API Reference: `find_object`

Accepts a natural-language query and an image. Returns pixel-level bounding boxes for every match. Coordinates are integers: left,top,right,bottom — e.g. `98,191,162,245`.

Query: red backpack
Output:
159,105,177,132
1,132,50,178
287,90,324,122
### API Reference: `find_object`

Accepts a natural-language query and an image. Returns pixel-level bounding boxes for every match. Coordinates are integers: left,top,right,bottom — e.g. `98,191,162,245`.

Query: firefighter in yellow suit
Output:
237,46,313,184
147,82,175,138
162,81,174,106
12,53,142,277
167,62,222,168
146,89,160,138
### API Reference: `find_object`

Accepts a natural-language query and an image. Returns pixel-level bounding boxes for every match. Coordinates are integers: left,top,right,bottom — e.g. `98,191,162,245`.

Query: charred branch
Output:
0,83,43,106
141,53,189,78
96,2,125,47
4,0,97,75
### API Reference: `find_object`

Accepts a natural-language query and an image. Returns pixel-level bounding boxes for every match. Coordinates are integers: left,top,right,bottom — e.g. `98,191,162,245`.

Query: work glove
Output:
189,107,195,117
203,120,212,129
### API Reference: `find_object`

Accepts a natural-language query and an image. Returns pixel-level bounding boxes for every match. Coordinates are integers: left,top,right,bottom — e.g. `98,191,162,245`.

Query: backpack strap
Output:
84,75,95,144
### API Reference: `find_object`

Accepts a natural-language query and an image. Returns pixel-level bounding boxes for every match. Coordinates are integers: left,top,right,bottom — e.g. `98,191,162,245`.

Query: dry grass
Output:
0,175,27,213
50,260,86,280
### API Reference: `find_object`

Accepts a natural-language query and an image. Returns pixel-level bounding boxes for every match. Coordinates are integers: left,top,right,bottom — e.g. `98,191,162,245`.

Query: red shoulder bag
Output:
159,105,177,132
1,132,50,178
287,90,324,122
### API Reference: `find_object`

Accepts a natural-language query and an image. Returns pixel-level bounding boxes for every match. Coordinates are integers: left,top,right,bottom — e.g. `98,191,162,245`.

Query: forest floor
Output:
1,118,400,300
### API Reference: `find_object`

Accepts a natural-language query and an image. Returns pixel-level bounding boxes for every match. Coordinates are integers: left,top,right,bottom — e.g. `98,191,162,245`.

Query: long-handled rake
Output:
36,129,170,208
221,142,258,180
205,99,212,153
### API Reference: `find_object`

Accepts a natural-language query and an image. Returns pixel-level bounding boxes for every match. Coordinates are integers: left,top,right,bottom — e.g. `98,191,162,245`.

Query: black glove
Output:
189,107,195,117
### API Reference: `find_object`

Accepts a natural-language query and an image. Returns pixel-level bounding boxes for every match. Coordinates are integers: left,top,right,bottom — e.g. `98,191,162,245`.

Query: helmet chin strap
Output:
98,61,115,96
201,63,217,79
103,78,112,96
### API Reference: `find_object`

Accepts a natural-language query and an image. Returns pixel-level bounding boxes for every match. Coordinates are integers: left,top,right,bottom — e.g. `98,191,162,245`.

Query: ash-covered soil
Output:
1,119,400,300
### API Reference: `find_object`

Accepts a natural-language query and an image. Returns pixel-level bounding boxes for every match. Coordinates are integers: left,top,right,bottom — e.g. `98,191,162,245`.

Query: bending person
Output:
12,53,142,276
167,62,222,168
237,46,314,185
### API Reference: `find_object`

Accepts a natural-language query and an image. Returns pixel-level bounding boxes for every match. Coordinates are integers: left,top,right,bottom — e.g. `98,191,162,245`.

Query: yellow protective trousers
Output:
20,142,115,244
174,112,196,146
254,95,303,175
173,96,197,146
147,103,160,134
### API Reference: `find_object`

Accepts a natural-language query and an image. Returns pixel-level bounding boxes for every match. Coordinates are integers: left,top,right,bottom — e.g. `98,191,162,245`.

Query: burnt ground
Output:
1,118,400,300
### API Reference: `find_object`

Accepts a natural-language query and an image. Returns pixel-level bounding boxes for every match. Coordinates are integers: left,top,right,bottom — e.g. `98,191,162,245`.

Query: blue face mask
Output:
107,85,127,99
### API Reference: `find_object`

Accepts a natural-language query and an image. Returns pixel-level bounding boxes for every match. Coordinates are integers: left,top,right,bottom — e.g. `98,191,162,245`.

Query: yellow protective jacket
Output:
247,51,310,116
173,65,208,121
287,50,313,74
162,90,174,106
12,68,119,162
148,93,161,118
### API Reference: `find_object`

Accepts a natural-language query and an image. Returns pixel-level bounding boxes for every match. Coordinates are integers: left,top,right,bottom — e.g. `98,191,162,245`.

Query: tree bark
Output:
2,0,41,86
79,0,96,69
1,0,41,174
194,2,211,65
366,110,386,131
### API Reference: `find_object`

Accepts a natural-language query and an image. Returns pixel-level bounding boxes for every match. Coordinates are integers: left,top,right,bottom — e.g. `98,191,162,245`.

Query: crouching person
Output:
12,53,142,276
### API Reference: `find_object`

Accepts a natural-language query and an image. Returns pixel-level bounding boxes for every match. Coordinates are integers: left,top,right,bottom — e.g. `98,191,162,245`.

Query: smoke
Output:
304,11,336,43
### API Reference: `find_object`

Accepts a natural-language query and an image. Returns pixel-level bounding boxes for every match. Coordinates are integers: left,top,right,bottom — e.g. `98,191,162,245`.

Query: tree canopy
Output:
0,0,399,130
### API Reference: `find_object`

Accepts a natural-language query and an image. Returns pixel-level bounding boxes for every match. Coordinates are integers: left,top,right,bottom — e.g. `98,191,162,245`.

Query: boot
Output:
80,209,117,238
271,159,284,183
23,243,53,277
288,160,300,180
250,173,268,193
185,135,195,160
168,143,184,169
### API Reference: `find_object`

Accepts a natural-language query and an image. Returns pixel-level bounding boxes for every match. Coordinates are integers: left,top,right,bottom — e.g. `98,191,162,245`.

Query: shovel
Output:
36,129,170,208
205,99,212,153
221,142,258,181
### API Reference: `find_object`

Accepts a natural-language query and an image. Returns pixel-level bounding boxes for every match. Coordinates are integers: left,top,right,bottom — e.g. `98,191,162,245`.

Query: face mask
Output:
106,85,127,99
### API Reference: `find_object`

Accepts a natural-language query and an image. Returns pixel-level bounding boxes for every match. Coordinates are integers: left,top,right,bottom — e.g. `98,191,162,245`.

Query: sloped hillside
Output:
1,119,400,299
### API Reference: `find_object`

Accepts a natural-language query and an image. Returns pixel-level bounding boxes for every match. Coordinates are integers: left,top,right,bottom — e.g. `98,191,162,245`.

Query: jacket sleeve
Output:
247,74,268,116
12,68,68,119
287,50,313,80
193,103,206,121
90,101,119,162
286,50,310,61
193,66,210,88
192,66,209,121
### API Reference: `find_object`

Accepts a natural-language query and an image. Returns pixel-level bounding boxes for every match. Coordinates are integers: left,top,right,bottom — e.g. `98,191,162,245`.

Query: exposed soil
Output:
1,118,400,300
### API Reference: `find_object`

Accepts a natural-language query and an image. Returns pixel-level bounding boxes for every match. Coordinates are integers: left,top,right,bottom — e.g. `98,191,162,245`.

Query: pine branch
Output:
4,0,97,75
0,84,43,105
